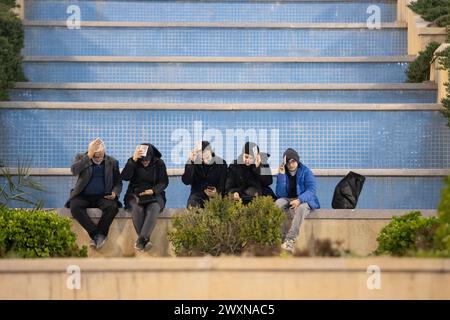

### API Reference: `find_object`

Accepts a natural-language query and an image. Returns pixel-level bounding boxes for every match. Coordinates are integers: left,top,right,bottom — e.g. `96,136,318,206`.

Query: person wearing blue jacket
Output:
275,148,320,253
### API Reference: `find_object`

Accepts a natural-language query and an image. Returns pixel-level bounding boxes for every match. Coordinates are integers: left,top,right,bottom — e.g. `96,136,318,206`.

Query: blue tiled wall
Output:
23,62,409,83
1,109,449,169
8,89,437,104
1,176,444,209
24,27,407,57
25,0,397,23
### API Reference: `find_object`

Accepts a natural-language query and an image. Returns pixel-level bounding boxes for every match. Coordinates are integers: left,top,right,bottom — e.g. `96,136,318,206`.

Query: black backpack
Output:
332,171,366,209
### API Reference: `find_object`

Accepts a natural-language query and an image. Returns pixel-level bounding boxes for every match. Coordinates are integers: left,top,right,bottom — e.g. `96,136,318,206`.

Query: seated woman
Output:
182,141,227,208
121,143,169,252
225,142,276,204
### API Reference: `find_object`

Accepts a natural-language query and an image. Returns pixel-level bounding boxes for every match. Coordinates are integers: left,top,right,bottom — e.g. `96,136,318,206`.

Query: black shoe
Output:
94,234,107,250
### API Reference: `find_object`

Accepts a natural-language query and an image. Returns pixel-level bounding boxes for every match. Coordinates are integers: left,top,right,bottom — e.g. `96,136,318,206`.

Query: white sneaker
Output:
281,239,295,253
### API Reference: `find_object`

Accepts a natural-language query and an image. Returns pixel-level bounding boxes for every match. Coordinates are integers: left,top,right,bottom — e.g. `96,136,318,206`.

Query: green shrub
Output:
168,196,285,256
436,46,450,127
0,207,87,258
374,211,439,256
433,176,450,256
408,0,450,27
0,2,25,101
406,42,440,83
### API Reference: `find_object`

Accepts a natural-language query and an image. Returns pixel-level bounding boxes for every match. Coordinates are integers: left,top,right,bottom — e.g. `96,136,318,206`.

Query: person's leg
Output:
70,195,98,239
128,197,145,236
187,192,207,208
138,202,161,241
275,197,290,211
95,197,119,237
286,202,311,242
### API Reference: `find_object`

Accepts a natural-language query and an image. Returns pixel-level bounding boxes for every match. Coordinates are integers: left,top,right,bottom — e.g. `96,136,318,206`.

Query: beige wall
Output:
0,257,449,299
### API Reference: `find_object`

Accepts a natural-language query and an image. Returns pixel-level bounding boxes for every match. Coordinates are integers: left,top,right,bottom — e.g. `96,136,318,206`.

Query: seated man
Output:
67,138,122,249
182,141,227,208
275,148,320,253
226,142,276,204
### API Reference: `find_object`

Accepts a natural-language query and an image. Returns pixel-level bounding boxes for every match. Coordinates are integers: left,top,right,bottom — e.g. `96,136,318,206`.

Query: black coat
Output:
181,156,227,195
331,171,366,209
225,153,275,198
121,145,169,210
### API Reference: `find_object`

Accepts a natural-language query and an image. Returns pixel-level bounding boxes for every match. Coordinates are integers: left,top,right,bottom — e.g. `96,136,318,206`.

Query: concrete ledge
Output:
14,82,438,90
0,257,449,299
0,102,444,111
52,208,438,257
22,56,416,63
55,208,438,221
23,20,407,29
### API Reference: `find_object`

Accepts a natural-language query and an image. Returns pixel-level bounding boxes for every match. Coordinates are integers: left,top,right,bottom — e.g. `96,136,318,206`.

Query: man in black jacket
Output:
68,138,122,249
182,141,227,208
225,142,276,204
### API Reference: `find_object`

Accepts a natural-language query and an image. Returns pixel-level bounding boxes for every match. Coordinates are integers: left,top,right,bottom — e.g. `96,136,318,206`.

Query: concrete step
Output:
23,24,406,57
25,0,397,23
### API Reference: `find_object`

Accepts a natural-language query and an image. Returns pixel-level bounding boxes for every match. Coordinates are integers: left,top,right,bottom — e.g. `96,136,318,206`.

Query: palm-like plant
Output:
0,160,45,209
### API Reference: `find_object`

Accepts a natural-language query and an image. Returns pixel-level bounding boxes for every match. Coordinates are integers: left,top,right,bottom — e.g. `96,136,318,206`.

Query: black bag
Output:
133,184,157,205
332,171,366,209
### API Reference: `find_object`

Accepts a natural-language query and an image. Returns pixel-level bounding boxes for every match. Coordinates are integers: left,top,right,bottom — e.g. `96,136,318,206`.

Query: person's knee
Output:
103,200,119,213
275,198,288,209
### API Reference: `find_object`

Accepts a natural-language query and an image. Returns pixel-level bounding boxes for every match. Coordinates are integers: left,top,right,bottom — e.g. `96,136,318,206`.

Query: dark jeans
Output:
187,191,209,208
128,197,161,240
70,194,119,239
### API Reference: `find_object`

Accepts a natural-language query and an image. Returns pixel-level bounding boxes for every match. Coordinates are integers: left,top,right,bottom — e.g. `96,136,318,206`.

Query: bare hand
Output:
87,139,102,159
289,198,301,209
279,164,285,174
233,192,240,200
204,187,217,198
255,153,261,168
139,189,154,196
133,147,142,162
104,192,116,200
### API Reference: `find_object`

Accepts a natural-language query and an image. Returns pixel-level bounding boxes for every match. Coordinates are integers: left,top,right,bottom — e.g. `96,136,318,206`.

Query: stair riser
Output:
24,27,407,57
1,109,449,169
22,62,409,83
2,176,444,209
25,0,397,23
9,89,437,103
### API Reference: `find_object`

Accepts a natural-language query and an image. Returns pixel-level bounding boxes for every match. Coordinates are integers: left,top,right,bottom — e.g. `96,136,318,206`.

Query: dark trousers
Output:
187,192,209,208
70,194,119,239
128,197,161,240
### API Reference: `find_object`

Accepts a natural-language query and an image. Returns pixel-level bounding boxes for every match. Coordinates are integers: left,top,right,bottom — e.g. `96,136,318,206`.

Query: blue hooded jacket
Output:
275,163,320,209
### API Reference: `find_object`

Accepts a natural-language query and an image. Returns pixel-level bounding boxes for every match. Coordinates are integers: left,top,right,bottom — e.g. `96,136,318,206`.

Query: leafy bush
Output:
375,211,439,256
168,196,285,256
0,2,25,100
0,207,87,258
436,46,450,127
433,176,450,255
406,42,440,83
408,0,450,27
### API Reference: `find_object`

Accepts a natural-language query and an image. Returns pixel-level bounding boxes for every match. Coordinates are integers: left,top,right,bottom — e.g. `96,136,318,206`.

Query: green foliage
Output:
0,207,87,258
0,162,45,209
168,196,285,256
408,0,450,27
433,176,450,256
375,211,439,256
406,42,440,83
0,2,25,101
436,46,450,127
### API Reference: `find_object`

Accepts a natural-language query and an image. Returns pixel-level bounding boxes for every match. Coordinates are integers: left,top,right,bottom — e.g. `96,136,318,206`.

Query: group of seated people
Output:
66,138,320,253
